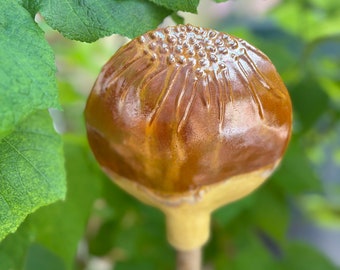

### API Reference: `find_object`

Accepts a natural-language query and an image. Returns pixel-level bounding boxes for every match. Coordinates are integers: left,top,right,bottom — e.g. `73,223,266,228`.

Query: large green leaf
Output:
92,177,174,269
147,0,199,13
27,137,101,268
290,77,330,131
24,243,66,270
249,187,289,242
0,0,59,137
271,1,340,41
210,229,277,270
279,242,339,270
212,193,255,227
271,138,322,194
0,110,66,241
0,221,32,270
307,37,340,108
28,0,171,42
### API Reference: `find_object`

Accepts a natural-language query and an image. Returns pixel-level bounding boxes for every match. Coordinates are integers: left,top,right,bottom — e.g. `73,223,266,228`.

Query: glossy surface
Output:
85,24,292,194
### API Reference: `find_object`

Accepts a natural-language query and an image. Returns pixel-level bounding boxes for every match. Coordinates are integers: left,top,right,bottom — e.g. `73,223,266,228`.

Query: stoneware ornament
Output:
85,24,292,254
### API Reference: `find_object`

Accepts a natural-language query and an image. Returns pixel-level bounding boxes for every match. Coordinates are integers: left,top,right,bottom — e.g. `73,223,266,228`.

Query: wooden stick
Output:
176,248,202,270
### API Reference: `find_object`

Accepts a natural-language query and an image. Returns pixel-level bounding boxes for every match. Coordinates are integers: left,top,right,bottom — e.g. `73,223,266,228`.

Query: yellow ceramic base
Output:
105,161,278,251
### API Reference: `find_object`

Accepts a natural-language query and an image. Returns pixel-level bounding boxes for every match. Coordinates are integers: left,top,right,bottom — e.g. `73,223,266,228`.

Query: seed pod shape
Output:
85,24,292,196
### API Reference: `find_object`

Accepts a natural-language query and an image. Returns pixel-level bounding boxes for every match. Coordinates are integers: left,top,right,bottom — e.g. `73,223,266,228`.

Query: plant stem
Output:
176,248,202,270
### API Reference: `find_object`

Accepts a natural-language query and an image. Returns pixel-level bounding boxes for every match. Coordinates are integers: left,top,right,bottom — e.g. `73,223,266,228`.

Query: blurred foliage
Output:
0,0,340,269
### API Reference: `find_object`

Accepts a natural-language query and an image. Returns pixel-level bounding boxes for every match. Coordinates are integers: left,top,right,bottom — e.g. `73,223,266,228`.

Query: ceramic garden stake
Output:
85,24,292,252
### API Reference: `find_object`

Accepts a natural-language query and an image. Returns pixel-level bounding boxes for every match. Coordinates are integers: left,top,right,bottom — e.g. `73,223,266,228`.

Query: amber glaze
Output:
85,24,292,195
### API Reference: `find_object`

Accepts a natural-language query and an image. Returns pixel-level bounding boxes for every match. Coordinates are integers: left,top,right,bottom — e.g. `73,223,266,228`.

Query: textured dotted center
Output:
137,24,245,76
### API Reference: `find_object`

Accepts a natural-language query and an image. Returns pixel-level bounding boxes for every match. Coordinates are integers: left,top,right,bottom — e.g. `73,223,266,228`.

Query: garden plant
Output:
0,0,339,269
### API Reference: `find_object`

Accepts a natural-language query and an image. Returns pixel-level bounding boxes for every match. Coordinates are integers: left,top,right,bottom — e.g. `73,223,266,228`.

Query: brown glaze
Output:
85,24,292,195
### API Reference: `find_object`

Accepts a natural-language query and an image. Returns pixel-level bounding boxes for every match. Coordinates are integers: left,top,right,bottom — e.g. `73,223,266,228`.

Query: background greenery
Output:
0,0,339,269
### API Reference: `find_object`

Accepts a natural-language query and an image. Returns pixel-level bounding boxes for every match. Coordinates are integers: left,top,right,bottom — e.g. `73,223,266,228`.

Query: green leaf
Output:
0,110,66,241
25,243,66,270
290,77,330,131
57,80,83,105
113,206,173,269
271,1,340,41
271,138,322,194
249,187,288,242
170,12,185,25
34,0,172,42
211,229,277,270
0,0,59,136
90,177,174,269
298,194,340,228
307,37,340,108
24,243,66,270
212,193,255,226
0,222,33,270
20,0,40,17
147,0,199,13
280,242,339,270
27,137,101,268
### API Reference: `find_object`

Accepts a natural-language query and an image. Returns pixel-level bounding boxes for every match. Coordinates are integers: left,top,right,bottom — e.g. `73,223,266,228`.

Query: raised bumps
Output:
137,24,245,78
